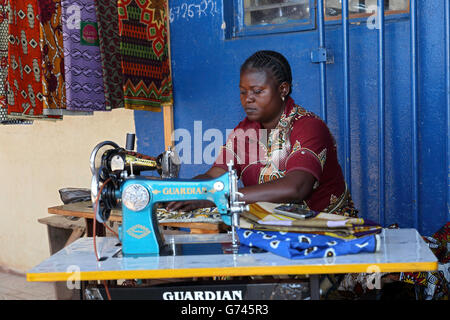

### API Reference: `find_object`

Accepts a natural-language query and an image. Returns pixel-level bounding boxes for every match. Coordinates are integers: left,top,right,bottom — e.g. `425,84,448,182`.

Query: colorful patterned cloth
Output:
237,228,380,260
7,0,43,118
400,222,450,300
0,0,7,112
0,1,27,123
117,0,172,111
213,97,357,217
94,0,123,109
37,0,66,113
426,222,450,264
62,0,106,111
156,207,222,224
399,269,449,300
240,202,381,239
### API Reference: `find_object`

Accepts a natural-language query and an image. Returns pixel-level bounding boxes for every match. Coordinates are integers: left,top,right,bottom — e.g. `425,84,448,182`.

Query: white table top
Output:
27,228,437,282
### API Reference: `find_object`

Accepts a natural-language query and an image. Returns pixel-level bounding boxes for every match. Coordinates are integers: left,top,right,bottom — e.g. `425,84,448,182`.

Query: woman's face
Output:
239,68,284,129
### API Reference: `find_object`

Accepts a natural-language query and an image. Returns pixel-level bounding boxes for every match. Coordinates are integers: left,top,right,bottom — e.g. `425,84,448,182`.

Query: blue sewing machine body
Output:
90,136,247,257
117,174,234,256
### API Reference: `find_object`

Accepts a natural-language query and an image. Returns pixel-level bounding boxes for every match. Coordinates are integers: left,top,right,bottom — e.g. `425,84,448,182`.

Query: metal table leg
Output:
310,275,320,300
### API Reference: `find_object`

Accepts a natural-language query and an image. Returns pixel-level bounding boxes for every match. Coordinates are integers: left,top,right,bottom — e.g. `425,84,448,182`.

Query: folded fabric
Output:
241,202,382,239
236,228,380,260
58,187,91,204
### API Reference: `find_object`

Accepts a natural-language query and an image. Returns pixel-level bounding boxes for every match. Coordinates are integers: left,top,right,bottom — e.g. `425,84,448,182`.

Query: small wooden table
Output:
38,215,86,300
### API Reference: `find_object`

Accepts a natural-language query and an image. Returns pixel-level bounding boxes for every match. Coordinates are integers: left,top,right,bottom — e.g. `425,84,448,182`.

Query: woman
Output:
167,50,356,217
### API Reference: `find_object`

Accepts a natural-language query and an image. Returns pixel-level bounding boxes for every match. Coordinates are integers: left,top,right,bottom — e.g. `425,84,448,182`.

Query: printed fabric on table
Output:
62,0,106,111
156,207,222,224
236,228,380,260
117,0,173,111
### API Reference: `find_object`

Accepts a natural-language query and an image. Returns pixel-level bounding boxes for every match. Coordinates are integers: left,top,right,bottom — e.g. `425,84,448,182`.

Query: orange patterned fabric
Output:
7,0,44,117
7,0,61,119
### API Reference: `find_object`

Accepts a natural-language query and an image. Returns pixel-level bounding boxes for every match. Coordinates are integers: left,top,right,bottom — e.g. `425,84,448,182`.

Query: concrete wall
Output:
0,109,135,272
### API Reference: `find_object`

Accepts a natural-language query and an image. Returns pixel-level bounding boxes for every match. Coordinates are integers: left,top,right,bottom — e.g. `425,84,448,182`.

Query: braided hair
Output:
240,50,293,96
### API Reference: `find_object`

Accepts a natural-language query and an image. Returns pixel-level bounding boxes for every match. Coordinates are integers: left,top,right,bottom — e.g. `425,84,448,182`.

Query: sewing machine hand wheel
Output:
90,141,119,223
89,141,120,175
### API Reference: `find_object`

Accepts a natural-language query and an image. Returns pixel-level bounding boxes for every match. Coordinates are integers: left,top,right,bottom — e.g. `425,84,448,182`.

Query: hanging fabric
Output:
94,0,124,110
37,0,67,115
6,0,61,120
0,1,8,113
117,0,173,112
1,1,32,125
0,1,10,122
62,0,106,112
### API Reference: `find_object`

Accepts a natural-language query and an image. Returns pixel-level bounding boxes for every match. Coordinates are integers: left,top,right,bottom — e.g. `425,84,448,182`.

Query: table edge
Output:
27,261,438,282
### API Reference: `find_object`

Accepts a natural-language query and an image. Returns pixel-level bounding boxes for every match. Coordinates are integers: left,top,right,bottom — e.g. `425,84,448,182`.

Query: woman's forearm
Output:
165,166,227,211
238,170,315,204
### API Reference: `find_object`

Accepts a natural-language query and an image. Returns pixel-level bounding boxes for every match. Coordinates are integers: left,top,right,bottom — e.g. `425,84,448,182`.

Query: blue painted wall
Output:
134,0,449,236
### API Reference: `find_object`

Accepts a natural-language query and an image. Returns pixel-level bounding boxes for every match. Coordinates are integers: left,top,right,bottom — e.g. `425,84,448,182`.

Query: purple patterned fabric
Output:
62,0,106,111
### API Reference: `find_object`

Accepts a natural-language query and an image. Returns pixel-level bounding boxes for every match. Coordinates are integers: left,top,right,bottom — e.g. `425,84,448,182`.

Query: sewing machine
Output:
89,134,248,256
27,141,437,301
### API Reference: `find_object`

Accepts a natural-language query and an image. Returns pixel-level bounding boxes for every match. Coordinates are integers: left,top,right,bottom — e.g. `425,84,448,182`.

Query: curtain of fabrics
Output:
2,0,172,124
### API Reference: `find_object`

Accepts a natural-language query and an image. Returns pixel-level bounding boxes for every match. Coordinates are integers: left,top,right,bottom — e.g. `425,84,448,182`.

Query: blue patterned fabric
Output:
236,228,379,260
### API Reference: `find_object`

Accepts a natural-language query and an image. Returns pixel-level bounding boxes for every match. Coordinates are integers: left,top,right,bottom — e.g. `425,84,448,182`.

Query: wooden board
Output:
47,201,223,233
48,201,122,222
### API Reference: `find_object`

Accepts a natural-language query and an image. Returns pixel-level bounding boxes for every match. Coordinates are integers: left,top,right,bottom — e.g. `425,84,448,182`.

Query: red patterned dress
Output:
213,97,357,217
